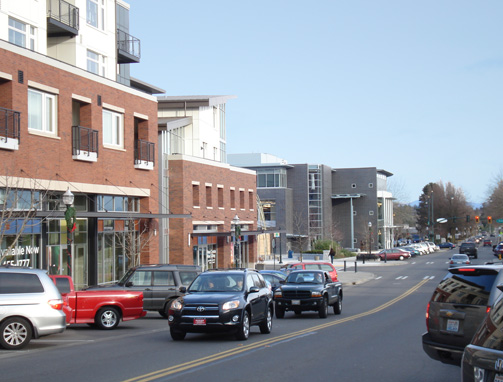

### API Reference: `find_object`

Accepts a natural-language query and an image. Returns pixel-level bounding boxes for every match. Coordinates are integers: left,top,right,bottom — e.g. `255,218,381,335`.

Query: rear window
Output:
54,277,72,294
0,273,44,294
431,269,499,306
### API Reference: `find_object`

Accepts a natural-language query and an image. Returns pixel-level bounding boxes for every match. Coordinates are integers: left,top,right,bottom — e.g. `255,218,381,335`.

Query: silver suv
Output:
0,267,66,350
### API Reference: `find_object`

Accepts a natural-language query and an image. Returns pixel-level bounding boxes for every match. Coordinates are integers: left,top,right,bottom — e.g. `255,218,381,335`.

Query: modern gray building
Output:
228,154,394,256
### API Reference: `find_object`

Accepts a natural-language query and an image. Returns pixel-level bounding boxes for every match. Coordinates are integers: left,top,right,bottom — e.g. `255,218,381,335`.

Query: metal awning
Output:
331,193,366,199
35,211,190,219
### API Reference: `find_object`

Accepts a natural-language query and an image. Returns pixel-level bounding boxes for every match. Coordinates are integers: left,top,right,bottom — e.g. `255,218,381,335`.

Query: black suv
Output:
422,265,503,365
86,264,201,317
459,242,478,259
168,269,273,341
462,289,503,381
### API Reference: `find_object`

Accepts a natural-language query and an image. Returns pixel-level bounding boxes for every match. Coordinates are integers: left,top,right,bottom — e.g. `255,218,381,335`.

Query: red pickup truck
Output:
50,275,146,330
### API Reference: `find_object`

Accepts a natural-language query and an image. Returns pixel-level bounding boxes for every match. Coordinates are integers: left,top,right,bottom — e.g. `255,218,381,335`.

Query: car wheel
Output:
275,305,285,319
170,327,186,341
236,310,250,340
319,296,328,318
159,300,173,318
399,255,404,261
95,307,120,330
259,306,273,334
0,317,32,350
333,295,342,315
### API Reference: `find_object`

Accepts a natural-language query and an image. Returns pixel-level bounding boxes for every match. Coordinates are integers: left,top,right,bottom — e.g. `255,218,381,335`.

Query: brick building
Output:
0,0,165,288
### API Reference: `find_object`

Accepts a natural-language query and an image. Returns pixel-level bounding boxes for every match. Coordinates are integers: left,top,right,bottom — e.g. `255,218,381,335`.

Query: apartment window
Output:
206,186,212,208
257,168,286,188
230,189,235,209
8,18,35,50
87,50,106,76
102,109,123,148
220,142,226,163
218,187,224,208
28,89,57,135
87,0,105,29
240,191,245,209
249,191,254,210
192,184,200,207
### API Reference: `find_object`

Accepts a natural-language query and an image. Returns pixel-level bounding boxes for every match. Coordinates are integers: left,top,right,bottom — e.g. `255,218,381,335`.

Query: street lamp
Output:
367,221,372,264
232,215,240,268
63,188,76,276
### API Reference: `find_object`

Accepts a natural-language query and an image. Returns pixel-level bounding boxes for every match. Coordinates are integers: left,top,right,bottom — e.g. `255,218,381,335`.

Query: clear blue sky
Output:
127,0,503,204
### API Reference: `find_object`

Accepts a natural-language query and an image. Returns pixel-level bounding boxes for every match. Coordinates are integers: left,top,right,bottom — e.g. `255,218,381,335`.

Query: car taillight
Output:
426,302,430,331
487,306,491,314
48,299,64,310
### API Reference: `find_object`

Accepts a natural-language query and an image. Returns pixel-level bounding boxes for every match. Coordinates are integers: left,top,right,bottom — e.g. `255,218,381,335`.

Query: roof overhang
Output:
157,95,237,108
158,116,193,131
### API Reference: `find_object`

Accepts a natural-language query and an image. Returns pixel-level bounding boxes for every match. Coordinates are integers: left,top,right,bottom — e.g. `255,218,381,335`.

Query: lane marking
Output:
396,276,408,280
123,279,430,382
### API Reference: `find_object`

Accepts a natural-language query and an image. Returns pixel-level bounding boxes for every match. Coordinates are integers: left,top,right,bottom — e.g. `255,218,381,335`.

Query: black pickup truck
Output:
273,270,343,318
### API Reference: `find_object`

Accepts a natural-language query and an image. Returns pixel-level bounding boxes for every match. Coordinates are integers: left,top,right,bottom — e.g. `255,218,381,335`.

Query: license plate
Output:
292,300,300,305
193,318,206,326
446,319,459,332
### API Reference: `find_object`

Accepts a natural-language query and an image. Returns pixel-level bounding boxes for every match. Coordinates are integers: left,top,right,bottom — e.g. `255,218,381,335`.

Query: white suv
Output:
0,267,66,349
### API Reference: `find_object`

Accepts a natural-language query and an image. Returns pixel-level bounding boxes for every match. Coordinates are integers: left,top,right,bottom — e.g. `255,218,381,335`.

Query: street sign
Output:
496,219,503,224
436,218,448,223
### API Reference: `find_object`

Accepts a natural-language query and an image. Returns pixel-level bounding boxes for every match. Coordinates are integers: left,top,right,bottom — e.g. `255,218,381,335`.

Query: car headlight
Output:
222,300,240,311
311,291,322,297
171,299,183,311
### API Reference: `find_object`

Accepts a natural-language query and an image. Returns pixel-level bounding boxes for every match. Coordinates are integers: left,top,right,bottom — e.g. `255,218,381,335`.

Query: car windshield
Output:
117,267,135,286
188,274,244,292
286,272,323,284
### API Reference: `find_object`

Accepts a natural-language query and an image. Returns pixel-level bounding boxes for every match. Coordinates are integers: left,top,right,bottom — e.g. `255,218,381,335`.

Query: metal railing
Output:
72,125,98,156
117,29,141,61
135,139,155,165
0,107,21,142
47,0,79,30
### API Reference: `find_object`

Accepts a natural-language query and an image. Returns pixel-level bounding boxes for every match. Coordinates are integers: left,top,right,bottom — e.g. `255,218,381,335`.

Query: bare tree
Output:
114,216,157,269
291,209,309,259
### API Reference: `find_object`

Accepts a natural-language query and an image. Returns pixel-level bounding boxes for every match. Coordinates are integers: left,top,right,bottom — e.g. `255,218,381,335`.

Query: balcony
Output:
0,107,20,151
47,0,79,37
135,139,154,170
72,125,98,162
117,29,141,64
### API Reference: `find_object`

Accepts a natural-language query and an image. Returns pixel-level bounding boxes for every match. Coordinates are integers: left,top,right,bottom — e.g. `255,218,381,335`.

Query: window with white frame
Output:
102,109,123,148
28,88,57,135
87,50,106,76
8,17,35,50
86,0,105,30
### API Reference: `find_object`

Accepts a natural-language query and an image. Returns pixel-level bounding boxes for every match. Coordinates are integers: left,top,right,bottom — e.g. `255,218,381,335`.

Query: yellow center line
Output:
124,278,429,382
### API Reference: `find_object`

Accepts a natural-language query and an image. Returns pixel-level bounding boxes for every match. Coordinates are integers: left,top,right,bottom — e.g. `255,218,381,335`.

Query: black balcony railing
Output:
135,139,155,165
117,29,141,64
47,0,79,37
0,107,21,142
72,125,98,156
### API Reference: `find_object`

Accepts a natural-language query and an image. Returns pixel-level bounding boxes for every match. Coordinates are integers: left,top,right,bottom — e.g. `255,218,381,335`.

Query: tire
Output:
0,317,32,350
333,294,342,315
399,255,404,261
259,306,273,334
159,300,173,318
236,310,250,340
275,305,285,319
170,327,186,341
319,296,328,318
95,307,120,330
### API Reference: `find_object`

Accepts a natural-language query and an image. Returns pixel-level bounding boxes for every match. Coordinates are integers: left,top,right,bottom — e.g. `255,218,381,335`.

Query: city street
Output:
0,246,491,381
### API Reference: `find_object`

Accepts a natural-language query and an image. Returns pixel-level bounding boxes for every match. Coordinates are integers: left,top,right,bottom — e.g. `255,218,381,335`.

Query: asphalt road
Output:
1,245,495,382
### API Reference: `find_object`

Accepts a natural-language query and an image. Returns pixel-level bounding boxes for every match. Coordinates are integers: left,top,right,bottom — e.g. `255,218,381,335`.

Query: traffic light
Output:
475,216,480,223
488,216,492,224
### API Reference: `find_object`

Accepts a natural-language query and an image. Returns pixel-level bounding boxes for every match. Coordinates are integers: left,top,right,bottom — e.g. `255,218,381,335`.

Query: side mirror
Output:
125,281,133,287
248,286,260,293
279,280,286,284
179,286,187,293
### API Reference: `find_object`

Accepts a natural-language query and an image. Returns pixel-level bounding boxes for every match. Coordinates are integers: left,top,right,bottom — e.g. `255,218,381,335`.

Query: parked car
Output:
427,242,440,251
448,254,471,269
483,239,492,247
459,242,478,259
422,265,503,366
50,275,146,329
258,270,286,292
273,270,342,318
0,267,66,350
401,246,421,257
280,262,338,282
378,248,412,261
439,242,456,249
168,269,273,341
85,264,200,317
462,290,503,381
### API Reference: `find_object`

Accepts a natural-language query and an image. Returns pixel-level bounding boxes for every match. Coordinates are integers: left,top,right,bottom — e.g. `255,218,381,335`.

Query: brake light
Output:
487,306,491,314
426,302,430,331
457,268,476,272
48,299,64,310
